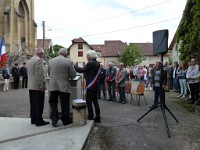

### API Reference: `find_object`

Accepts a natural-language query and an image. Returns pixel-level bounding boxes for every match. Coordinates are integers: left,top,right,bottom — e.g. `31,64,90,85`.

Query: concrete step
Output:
0,117,93,150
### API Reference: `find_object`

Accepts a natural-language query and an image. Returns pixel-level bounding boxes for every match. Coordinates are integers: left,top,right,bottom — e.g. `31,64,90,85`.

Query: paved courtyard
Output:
0,81,200,150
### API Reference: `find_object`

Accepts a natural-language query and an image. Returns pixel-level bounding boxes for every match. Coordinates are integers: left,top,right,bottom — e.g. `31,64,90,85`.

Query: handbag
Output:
105,76,113,83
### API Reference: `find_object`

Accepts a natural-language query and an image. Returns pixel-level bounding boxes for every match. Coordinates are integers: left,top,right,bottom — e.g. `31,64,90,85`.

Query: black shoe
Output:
36,121,49,127
31,120,35,124
107,99,112,101
97,97,101,99
63,120,72,126
94,117,101,123
121,101,126,104
52,120,58,127
88,117,94,120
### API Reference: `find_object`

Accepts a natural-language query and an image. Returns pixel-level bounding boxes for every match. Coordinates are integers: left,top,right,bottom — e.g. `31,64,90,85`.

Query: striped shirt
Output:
154,69,161,87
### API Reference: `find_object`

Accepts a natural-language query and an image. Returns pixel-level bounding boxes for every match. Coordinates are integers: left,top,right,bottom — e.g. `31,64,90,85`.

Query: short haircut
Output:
86,50,97,59
59,48,68,55
108,62,113,66
34,48,44,55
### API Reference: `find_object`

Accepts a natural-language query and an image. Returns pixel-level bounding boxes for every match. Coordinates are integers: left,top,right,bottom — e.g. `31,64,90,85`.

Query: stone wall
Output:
0,0,36,57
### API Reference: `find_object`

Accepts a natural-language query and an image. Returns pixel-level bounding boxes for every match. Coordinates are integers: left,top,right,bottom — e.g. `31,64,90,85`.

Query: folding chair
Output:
131,82,147,106
125,81,133,102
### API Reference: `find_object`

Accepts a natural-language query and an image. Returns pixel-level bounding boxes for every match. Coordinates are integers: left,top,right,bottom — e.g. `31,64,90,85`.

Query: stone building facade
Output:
0,0,36,56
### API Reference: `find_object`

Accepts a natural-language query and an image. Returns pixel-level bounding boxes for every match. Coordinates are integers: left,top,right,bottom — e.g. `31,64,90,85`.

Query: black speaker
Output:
153,29,168,55
21,37,25,43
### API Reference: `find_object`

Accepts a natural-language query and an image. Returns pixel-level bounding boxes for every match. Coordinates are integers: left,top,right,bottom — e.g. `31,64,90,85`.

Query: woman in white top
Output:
186,58,200,104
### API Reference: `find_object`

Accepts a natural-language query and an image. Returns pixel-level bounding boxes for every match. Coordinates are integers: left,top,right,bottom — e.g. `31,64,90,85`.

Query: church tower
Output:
0,0,36,57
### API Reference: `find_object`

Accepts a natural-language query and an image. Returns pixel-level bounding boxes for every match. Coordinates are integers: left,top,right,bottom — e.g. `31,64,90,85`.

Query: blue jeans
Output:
173,77,179,92
118,87,126,102
149,76,152,87
179,79,187,95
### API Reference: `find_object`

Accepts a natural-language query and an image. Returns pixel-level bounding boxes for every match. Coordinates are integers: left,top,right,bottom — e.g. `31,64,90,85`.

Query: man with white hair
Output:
27,48,49,126
48,48,76,127
106,62,117,101
75,50,101,123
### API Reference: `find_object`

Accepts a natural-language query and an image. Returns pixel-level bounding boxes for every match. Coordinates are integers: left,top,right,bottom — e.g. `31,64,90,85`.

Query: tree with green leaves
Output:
176,0,200,62
119,43,142,66
47,44,64,58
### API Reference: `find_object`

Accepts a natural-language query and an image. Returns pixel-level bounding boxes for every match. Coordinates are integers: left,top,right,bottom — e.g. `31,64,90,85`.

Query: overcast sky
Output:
35,0,187,48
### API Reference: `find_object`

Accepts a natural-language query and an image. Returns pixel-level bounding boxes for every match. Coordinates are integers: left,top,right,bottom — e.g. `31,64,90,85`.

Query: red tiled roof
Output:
69,37,93,50
37,39,52,50
101,40,127,57
72,37,87,43
132,43,153,56
90,44,104,52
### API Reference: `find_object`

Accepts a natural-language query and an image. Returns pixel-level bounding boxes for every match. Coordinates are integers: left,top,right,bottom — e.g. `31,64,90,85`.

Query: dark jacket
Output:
75,59,100,91
11,66,20,78
152,68,167,87
20,66,28,77
2,68,10,79
98,67,106,83
106,66,117,83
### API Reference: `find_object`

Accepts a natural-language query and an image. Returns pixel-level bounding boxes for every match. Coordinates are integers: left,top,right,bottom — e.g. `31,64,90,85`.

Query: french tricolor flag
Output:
0,37,7,62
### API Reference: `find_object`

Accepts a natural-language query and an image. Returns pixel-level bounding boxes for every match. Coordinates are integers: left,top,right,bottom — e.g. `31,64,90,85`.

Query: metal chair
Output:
125,81,133,102
131,82,147,106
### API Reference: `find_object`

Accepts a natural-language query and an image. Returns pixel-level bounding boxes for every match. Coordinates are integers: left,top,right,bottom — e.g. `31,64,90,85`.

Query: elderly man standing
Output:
116,63,127,104
106,62,117,101
48,48,76,127
75,50,101,123
27,48,49,126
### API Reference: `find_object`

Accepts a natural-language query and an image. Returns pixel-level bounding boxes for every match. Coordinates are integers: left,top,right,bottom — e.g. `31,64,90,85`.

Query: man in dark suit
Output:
48,48,76,127
97,63,107,100
75,50,101,123
12,63,20,89
20,62,28,88
27,48,49,127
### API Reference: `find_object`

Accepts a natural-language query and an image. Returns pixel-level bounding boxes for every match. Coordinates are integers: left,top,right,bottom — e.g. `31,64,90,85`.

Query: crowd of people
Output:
96,58,200,108
1,47,199,127
2,62,28,91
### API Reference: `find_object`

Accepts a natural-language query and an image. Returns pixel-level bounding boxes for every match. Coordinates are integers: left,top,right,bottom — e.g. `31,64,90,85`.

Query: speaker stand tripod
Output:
137,56,179,138
137,94,179,138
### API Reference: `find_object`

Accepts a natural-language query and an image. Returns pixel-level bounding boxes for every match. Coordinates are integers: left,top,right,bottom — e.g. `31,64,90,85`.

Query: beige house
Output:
91,40,127,67
0,0,36,55
68,38,126,67
168,35,180,63
133,43,169,66
68,37,169,67
68,37,95,67
37,39,53,53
